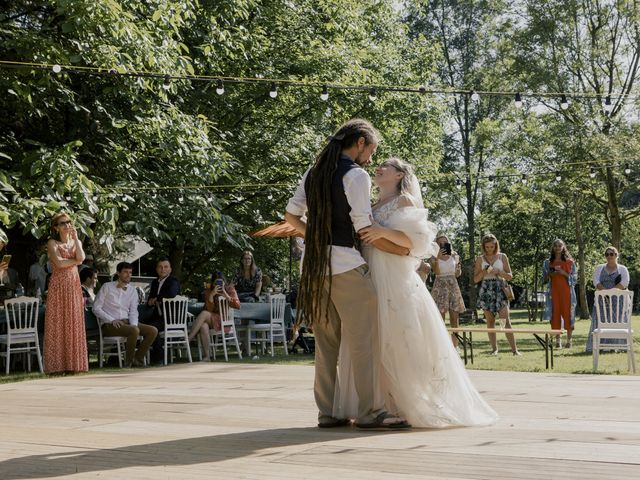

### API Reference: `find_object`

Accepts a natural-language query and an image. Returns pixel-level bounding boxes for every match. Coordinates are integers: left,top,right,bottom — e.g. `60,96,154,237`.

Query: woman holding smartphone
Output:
542,239,577,348
430,234,465,348
473,234,520,356
188,271,241,361
44,212,88,374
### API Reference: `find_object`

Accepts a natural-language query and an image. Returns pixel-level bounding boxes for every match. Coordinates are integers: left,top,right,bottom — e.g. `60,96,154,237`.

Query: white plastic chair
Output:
207,297,242,361
247,294,288,357
160,296,193,365
1,297,43,374
96,319,127,368
592,290,635,373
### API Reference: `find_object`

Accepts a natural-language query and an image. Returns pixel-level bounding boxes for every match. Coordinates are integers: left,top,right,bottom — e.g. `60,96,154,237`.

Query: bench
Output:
447,327,565,369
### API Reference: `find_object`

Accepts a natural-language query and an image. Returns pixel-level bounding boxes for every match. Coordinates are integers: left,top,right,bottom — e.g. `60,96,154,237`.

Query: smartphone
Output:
443,243,452,255
1,254,11,265
215,278,224,287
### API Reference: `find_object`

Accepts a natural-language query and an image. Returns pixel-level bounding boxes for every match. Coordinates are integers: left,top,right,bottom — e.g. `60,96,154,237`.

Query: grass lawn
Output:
1,309,637,384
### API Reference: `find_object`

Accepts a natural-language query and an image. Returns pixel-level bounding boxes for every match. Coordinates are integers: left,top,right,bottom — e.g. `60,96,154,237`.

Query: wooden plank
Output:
0,365,638,480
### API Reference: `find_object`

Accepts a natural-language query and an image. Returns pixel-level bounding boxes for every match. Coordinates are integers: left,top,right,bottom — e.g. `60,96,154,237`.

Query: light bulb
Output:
488,175,494,182
52,64,62,73
604,96,612,113
269,82,277,98
471,91,480,101
521,174,527,184
560,94,569,110
320,85,329,101
267,194,273,200
624,163,631,175
216,79,224,95
589,167,596,178
456,179,462,189
162,74,171,91
555,171,561,182
514,92,523,108
368,88,377,102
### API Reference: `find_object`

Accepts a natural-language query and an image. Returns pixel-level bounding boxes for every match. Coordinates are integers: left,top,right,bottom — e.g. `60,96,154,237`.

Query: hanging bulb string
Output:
1,60,638,100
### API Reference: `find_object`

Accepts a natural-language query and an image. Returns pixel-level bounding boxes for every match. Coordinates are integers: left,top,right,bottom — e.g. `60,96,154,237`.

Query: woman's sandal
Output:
355,412,411,430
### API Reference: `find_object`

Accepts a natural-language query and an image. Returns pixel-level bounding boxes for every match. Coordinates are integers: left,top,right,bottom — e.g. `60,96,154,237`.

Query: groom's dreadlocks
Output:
296,119,379,328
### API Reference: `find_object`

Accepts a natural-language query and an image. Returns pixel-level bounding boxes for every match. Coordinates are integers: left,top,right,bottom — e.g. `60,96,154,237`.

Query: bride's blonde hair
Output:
381,157,414,196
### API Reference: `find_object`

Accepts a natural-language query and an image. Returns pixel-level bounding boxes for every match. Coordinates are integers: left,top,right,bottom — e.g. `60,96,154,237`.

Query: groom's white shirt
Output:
286,167,372,275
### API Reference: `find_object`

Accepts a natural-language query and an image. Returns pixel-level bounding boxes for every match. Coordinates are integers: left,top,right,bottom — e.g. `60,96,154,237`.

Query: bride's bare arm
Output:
359,223,413,248
369,238,410,256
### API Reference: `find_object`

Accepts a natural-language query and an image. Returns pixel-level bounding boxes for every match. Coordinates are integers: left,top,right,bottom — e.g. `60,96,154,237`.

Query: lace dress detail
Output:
333,197,498,427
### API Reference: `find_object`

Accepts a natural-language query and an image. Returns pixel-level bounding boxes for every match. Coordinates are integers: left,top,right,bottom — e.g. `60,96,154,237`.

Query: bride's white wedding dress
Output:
333,195,498,427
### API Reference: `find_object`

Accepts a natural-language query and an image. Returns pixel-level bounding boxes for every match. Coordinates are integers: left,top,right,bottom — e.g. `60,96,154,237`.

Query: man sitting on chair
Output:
93,261,158,367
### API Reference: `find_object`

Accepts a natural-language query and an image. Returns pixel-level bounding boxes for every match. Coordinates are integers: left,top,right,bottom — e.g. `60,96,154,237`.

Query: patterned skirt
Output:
431,275,465,313
477,278,508,314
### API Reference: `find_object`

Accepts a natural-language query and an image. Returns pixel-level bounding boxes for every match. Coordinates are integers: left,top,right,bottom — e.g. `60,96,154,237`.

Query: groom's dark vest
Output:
305,154,360,248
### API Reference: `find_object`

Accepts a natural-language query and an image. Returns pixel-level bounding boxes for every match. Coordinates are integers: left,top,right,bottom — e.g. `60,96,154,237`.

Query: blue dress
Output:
585,268,627,352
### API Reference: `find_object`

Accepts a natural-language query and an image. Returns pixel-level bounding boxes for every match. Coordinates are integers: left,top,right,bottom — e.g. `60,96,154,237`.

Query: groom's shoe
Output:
355,412,411,430
318,417,351,428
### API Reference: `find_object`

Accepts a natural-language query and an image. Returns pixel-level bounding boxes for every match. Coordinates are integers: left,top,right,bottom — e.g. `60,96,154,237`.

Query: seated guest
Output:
145,257,180,363
93,262,158,367
28,251,48,296
80,267,98,308
234,250,263,302
188,272,241,361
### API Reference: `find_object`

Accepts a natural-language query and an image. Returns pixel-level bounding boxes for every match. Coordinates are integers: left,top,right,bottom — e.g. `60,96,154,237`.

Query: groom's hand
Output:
369,238,410,256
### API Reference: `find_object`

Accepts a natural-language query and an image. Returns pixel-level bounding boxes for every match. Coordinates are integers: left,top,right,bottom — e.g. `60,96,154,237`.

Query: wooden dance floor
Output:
0,363,638,479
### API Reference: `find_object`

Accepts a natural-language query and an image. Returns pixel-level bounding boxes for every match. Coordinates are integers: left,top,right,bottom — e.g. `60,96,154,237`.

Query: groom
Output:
285,118,410,429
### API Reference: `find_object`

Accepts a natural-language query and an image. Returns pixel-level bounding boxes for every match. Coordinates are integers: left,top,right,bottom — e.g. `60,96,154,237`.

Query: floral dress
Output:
44,243,88,373
477,255,509,314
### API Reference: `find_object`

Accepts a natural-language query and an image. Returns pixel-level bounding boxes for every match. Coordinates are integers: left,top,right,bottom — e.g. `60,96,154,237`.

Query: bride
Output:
333,157,498,428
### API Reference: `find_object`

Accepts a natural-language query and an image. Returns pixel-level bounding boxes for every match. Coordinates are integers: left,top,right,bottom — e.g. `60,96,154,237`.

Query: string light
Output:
320,84,329,101
267,193,273,200
368,88,377,102
488,175,494,182
624,163,631,175
514,92,522,108
521,174,527,184
269,82,278,98
52,64,61,73
455,179,462,189
589,167,596,178
560,94,569,110
216,79,224,95
470,90,480,102
604,96,612,114
162,74,171,91
178,194,184,203
555,171,561,182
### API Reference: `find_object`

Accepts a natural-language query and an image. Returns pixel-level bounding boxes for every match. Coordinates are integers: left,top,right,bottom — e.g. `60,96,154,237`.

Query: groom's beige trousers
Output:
313,264,385,424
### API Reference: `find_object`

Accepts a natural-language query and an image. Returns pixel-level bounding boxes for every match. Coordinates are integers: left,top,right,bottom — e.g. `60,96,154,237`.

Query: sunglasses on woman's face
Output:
57,220,72,227
605,252,617,257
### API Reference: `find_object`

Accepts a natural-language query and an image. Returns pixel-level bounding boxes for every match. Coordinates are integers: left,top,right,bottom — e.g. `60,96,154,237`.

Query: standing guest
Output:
542,239,578,348
44,212,88,374
429,234,465,348
28,251,48,296
473,234,520,356
80,267,98,308
188,272,241,361
93,262,158,367
585,246,630,353
234,250,263,302
145,257,180,363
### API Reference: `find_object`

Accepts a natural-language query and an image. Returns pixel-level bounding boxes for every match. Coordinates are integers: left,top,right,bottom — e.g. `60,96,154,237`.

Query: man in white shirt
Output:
93,261,158,367
285,118,410,430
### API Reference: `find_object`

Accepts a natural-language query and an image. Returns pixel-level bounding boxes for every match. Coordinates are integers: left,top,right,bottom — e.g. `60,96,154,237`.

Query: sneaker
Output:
512,350,522,356
490,349,499,356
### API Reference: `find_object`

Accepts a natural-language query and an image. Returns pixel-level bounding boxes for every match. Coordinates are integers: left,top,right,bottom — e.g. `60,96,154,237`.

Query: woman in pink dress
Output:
44,212,88,374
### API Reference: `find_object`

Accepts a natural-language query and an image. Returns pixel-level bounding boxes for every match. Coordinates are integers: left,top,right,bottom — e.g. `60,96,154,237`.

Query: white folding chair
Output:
209,297,242,361
95,319,127,368
1,297,43,374
593,290,635,373
160,296,193,365
248,294,288,357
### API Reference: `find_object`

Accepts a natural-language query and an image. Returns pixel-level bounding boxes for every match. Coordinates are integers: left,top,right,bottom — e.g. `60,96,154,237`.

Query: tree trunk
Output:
605,166,623,249
169,241,185,282
574,200,590,319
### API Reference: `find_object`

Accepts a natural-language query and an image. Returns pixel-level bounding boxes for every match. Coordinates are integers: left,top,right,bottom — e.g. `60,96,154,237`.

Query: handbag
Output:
502,281,515,301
